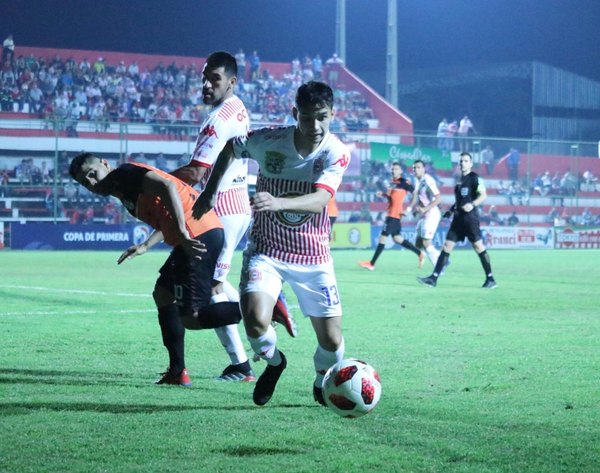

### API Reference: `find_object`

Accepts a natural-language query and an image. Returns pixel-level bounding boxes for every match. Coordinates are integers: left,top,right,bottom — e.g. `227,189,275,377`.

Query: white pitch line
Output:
0,284,147,298
0,308,154,316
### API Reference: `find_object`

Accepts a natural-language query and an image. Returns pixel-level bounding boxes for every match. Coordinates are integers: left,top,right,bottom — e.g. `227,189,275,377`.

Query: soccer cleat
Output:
418,251,425,268
272,292,298,337
155,367,192,387
358,261,375,271
253,352,287,406
482,278,498,289
313,385,327,407
417,275,437,288
217,361,256,382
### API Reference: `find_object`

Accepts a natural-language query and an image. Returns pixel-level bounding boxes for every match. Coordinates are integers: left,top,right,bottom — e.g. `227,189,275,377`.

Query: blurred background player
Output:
69,153,243,387
171,51,295,382
327,195,338,241
359,162,424,270
418,152,497,288
407,159,443,268
193,81,350,407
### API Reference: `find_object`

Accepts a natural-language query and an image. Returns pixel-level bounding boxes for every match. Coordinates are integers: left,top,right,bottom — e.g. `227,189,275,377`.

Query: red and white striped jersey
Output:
232,126,351,264
190,95,251,217
415,173,440,214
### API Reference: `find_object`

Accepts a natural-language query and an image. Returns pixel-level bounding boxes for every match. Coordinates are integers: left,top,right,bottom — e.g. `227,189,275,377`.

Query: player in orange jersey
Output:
359,162,425,270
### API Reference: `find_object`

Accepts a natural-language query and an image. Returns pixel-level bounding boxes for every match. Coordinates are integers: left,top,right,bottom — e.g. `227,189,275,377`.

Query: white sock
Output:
214,324,248,365
248,325,281,366
210,292,228,304
313,337,345,387
221,280,240,303
426,245,440,266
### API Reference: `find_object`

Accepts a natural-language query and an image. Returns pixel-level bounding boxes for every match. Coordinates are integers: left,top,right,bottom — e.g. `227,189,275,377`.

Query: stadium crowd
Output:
0,51,374,134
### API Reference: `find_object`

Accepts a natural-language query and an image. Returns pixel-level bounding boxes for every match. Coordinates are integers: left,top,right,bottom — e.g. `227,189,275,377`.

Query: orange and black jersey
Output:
385,177,414,219
105,162,222,246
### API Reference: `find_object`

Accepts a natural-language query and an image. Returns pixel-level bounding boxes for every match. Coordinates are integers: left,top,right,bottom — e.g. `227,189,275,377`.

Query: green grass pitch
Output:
1,249,599,473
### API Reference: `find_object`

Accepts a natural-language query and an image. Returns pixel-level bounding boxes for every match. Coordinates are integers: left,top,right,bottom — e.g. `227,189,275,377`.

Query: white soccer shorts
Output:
416,207,441,240
239,246,342,318
213,213,251,282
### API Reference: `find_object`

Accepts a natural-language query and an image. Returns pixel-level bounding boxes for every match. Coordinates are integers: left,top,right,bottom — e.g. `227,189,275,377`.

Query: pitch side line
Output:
0,308,154,316
0,284,147,298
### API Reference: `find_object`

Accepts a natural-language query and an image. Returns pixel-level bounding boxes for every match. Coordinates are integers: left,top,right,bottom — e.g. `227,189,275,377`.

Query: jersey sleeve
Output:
314,141,351,195
425,174,440,195
190,114,230,167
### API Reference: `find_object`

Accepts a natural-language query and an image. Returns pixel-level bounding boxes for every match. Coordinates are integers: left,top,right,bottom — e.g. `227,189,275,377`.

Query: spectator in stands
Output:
481,145,495,175
506,181,527,205
436,118,448,153
489,205,504,225
235,49,246,83
502,147,521,181
312,54,323,80
446,120,458,154
560,169,577,196
507,211,519,226
458,115,474,152
249,50,261,81
40,160,51,185
581,208,593,226
0,168,9,197
546,207,558,225
2,34,15,64
154,152,168,172
581,170,598,192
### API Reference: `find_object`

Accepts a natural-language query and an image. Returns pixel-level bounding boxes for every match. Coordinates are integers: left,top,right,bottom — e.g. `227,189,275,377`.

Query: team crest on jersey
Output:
275,191,311,227
265,151,286,174
313,153,326,174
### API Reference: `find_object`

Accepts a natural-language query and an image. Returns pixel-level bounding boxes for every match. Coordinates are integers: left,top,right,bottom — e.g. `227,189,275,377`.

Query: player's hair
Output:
69,152,98,179
413,159,425,166
205,51,237,77
460,152,473,161
391,161,401,167
296,81,334,110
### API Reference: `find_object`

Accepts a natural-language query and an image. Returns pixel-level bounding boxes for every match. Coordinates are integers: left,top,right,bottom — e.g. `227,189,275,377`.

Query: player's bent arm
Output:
117,230,164,264
472,187,487,207
254,187,331,214
170,164,208,187
422,193,442,213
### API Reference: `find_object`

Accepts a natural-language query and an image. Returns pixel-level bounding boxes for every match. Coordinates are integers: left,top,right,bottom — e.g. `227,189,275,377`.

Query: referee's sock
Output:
432,251,450,278
478,250,493,278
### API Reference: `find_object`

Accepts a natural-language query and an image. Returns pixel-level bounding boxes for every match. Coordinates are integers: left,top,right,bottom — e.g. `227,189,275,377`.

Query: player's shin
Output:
248,324,282,366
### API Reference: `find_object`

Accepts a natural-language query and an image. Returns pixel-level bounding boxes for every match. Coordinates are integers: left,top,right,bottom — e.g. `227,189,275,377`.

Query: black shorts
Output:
381,217,401,237
446,212,482,243
156,228,224,317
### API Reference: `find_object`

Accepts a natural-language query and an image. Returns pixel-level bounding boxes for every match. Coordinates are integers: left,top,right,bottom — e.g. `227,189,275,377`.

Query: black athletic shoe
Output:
313,385,326,407
482,278,498,289
417,275,437,288
253,352,287,406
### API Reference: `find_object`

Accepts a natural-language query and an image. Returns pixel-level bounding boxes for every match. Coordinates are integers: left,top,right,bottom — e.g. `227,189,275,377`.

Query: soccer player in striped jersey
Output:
172,51,294,383
193,81,350,407
69,153,243,388
359,162,425,270
407,159,443,267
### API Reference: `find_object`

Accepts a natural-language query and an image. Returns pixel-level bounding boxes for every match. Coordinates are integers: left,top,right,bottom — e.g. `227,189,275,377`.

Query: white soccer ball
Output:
322,358,382,418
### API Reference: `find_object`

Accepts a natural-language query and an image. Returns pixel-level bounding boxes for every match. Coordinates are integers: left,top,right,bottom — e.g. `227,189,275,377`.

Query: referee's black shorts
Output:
157,227,224,317
446,212,482,243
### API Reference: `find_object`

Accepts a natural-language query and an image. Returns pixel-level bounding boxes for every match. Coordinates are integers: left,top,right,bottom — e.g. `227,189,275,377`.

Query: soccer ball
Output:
322,358,382,418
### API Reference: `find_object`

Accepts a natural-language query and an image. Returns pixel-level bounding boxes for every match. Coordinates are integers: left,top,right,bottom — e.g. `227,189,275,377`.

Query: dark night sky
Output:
2,0,600,92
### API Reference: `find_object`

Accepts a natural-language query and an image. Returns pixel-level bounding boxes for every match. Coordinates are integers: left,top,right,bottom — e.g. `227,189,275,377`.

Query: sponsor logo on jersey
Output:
265,151,286,174
275,191,311,227
313,156,325,174
460,187,469,196
201,124,218,139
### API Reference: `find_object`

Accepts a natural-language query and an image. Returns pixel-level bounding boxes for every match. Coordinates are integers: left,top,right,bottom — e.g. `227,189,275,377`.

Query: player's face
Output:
75,159,112,196
293,103,334,146
413,162,425,178
202,65,235,106
459,154,473,175
391,164,402,179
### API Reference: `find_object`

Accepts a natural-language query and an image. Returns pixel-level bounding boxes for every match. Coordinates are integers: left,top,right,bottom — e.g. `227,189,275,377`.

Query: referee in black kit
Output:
418,152,497,289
